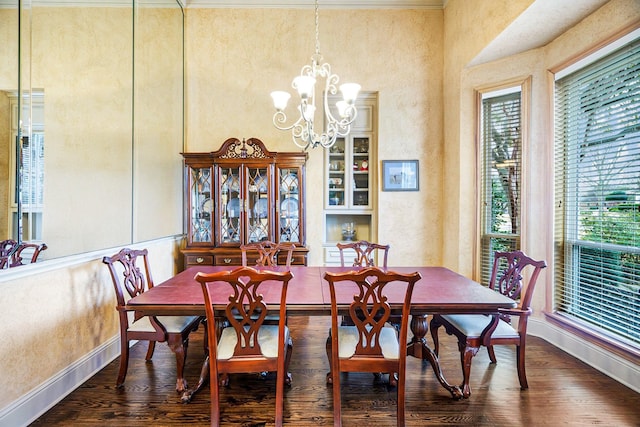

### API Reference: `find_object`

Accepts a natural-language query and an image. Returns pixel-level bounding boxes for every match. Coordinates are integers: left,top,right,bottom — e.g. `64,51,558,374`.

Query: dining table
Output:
126,265,516,402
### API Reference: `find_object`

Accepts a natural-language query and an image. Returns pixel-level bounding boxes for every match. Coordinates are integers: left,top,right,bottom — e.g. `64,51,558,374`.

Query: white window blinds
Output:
554,36,640,346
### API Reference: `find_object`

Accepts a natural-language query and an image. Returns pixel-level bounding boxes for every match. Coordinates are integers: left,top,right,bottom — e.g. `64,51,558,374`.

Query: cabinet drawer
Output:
214,255,242,266
185,254,213,266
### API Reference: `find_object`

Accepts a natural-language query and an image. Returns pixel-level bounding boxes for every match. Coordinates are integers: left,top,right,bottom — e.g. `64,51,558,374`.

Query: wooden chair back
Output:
489,250,547,326
337,240,389,268
324,267,421,427
195,266,293,427
241,240,295,267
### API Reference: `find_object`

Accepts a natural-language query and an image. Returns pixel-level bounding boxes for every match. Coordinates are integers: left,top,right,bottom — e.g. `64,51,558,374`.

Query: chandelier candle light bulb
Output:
271,0,360,150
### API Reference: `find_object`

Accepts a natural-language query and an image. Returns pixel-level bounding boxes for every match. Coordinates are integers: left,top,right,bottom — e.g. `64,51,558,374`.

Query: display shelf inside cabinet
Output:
181,137,308,268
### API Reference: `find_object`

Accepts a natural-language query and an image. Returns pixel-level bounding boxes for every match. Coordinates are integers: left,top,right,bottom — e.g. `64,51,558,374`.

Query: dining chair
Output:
238,240,296,380
336,239,399,384
430,250,547,398
240,240,295,267
195,266,293,427
102,248,202,392
324,267,421,427
337,240,389,269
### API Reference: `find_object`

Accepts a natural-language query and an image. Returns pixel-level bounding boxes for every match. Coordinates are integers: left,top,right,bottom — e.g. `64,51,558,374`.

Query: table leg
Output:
181,355,210,403
406,314,464,400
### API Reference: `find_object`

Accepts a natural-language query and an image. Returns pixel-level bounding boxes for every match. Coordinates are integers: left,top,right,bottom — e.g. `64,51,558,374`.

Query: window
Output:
479,87,523,284
554,35,640,348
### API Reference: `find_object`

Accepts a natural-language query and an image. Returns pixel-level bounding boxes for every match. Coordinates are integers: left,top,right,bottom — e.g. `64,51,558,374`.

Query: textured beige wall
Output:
442,0,535,275
0,238,179,409
185,8,444,266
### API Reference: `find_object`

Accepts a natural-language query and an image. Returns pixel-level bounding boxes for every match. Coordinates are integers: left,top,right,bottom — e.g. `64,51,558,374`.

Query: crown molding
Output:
0,0,442,8
185,0,444,9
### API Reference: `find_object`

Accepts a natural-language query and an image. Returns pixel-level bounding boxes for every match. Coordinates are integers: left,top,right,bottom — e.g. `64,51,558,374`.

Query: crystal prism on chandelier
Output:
271,0,361,150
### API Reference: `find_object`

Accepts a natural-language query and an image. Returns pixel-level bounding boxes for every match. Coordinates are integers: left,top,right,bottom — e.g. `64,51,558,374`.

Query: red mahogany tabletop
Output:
126,265,515,316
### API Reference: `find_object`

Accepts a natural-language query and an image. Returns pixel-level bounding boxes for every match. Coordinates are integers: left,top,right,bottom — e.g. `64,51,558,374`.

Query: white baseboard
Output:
0,335,120,427
528,318,639,393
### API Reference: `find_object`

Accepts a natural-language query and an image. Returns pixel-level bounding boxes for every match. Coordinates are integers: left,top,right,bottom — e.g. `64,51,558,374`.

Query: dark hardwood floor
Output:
31,316,639,426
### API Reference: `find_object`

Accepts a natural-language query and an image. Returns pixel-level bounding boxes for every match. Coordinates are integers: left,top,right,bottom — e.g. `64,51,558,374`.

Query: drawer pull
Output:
196,257,204,264
224,258,232,264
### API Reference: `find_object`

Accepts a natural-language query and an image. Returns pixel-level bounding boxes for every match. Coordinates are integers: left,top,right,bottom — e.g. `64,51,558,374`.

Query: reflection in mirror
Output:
133,0,184,242
1,0,184,268
0,0,21,264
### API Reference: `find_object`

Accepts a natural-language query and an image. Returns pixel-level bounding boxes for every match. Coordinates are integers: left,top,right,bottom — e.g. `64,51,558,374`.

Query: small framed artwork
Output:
381,160,419,191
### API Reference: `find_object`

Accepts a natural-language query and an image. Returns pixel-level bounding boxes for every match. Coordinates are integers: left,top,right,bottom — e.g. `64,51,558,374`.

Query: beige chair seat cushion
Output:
336,325,399,359
128,315,199,334
439,314,518,339
217,325,290,359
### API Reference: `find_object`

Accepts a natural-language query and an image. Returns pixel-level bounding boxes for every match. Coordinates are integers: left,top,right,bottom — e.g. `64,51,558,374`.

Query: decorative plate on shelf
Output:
227,197,240,218
253,198,268,219
201,198,212,213
280,197,299,218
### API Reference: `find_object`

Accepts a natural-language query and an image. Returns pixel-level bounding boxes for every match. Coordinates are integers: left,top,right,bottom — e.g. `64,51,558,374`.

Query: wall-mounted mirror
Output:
0,0,184,266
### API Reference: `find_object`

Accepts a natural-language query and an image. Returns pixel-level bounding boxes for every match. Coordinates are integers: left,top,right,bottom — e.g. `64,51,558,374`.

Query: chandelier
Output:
271,0,361,150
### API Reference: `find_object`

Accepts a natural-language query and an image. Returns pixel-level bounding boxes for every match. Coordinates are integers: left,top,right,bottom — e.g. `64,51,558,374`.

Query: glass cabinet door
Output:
246,167,270,243
218,166,241,244
351,136,371,208
327,138,346,207
188,166,213,244
278,167,301,243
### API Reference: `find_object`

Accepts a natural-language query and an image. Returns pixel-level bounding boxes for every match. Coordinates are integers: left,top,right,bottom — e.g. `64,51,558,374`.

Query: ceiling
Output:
470,0,610,66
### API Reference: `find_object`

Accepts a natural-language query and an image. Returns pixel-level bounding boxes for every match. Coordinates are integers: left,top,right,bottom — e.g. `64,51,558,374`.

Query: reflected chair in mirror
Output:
8,242,48,267
430,250,547,398
240,240,295,267
102,248,202,392
195,267,293,427
324,267,421,427
0,239,18,269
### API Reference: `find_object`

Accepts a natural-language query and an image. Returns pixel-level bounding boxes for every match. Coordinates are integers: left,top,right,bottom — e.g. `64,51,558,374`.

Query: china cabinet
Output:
323,93,378,265
181,138,308,268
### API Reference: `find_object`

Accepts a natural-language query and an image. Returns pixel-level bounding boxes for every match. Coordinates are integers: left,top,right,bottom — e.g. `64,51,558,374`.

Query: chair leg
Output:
516,343,528,389
145,341,156,361
284,335,293,385
458,341,480,399
325,335,333,384
332,365,342,427
487,345,497,364
167,334,189,393
397,372,406,427
116,337,130,388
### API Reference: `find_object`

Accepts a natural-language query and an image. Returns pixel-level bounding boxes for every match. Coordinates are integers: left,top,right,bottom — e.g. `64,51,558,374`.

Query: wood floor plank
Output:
31,316,640,426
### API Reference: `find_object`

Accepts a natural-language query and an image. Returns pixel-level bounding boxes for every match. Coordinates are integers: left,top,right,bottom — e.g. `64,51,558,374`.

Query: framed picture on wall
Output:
381,160,419,191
